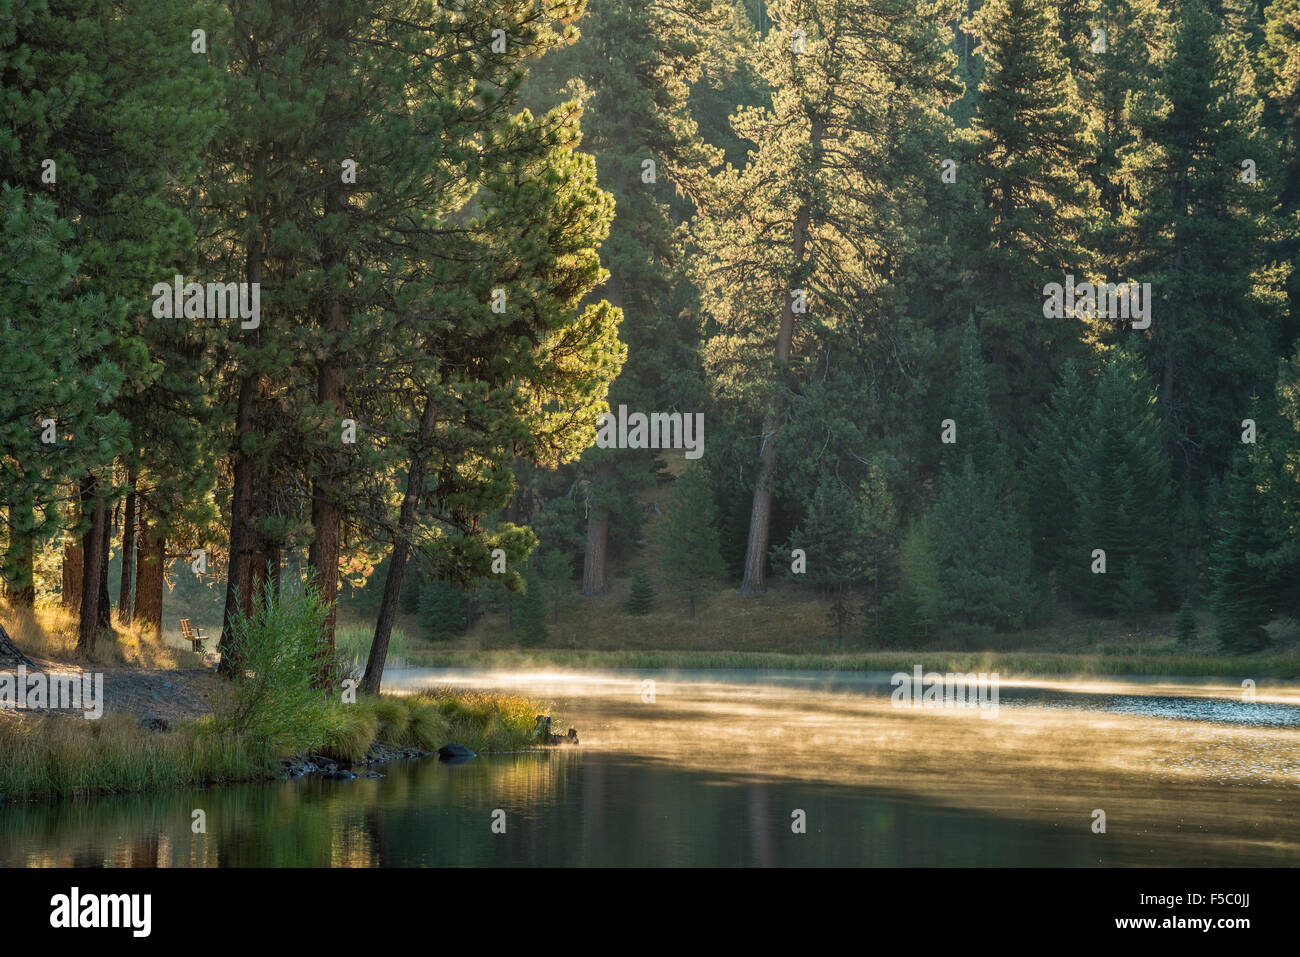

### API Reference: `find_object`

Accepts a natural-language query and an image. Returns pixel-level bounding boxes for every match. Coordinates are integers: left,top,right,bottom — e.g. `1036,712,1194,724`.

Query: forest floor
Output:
0,602,221,724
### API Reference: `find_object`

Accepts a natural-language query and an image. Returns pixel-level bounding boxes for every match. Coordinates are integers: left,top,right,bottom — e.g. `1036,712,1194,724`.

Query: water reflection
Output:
2,669,1298,866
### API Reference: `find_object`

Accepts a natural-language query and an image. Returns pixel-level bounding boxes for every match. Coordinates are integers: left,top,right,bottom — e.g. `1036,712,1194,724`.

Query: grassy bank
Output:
403,647,1300,680
0,689,551,803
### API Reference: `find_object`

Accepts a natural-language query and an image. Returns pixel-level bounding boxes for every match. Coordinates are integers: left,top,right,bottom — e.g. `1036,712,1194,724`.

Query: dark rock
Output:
138,714,170,732
437,742,476,762
325,769,356,781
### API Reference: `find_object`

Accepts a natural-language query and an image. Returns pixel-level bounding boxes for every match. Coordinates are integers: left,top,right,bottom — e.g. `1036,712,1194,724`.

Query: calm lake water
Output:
4,668,1299,867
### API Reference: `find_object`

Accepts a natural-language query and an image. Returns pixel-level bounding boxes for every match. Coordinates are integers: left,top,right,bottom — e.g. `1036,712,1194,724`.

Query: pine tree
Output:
659,462,726,619
780,477,859,599
526,0,725,598
0,189,109,608
625,567,655,615
945,319,1004,475
0,0,223,650
1254,347,1300,618
692,0,960,596
1078,0,1170,282
1261,0,1300,350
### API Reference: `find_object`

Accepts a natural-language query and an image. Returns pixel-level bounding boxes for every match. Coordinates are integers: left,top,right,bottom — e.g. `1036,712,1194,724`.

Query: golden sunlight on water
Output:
392,670,1300,861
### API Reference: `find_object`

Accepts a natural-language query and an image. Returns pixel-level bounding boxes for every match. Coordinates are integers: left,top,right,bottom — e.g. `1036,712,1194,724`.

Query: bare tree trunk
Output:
76,475,107,655
118,473,136,621
363,395,437,695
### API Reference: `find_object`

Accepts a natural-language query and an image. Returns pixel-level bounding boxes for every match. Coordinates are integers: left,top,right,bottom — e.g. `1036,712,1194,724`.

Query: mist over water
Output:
4,669,1299,867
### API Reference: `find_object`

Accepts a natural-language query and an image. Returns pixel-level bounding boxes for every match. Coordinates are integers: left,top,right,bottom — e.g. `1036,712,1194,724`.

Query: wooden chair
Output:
178,618,204,653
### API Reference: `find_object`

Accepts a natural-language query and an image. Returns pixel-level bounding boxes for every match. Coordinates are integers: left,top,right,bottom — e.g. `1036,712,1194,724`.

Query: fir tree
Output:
625,568,655,616
515,565,550,646
1127,0,1283,483
928,331,1036,635
1116,555,1155,628
659,462,726,619
1209,453,1274,652
965,0,1098,430
1069,352,1174,614
1174,602,1197,644
1026,361,1091,588
896,518,942,641
855,465,899,638
417,578,468,641
536,548,574,625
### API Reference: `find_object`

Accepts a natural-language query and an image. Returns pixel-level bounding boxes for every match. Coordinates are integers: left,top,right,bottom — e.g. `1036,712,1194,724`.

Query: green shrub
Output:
213,580,332,755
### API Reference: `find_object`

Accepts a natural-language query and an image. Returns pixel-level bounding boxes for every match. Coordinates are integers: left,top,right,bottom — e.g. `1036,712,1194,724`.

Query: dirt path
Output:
0,658,220,724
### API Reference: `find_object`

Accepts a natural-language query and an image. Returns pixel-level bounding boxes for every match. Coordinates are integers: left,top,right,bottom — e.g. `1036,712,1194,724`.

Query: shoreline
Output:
401,647,1300,681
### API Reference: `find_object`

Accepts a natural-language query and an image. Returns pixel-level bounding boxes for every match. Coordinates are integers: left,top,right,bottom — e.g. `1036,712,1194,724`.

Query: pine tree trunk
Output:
219,238,263,679
62,539,83,612
581,457,614,596
363,395,437,695
250,549,269,601
118,474,136,621
309,179,350,670
134,514,164,637
76,475,107,655
581,504,610,595
96,511,111,630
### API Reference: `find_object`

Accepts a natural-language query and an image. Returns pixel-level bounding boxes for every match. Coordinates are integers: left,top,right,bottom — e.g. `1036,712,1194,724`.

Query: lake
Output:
3,668,1299,866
